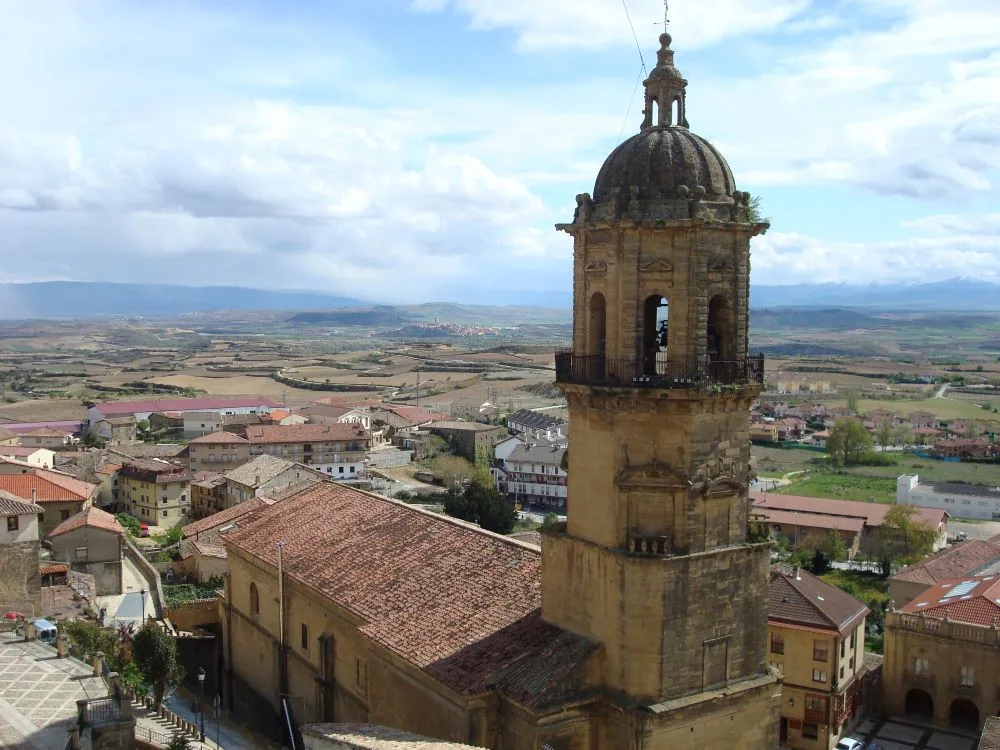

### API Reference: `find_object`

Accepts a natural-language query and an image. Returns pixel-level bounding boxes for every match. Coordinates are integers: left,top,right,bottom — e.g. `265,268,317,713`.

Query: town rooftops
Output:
19,427,70,438
0,471,97,503
370,404,447,428
223,454,302,487
49,506,124,537
757,508,866,534
0,446,49,457
119,460,192,484
0,420,83,436
96,463,123,476
901,575,1000,626
222,482,596,702
245,423,369,444
182,496,274,539
507,443,567,466
892,535,1000,586
109,444,188,461
507,409,566,432
427,421,503,432
0,490,44,517
89,397,282,417
751,492,947,529
189,431,248,445
769,563,869,635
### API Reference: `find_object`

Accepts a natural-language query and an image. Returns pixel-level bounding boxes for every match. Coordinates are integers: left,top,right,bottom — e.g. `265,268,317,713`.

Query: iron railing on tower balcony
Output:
554,351,765,390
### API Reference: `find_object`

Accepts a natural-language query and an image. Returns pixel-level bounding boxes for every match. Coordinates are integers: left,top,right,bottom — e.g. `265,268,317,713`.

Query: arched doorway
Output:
904,689,934,722
642,294,668,376
949,699,980,731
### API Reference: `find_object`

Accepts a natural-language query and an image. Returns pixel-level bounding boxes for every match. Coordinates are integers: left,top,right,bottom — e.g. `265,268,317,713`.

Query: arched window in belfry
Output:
707,294,734,373
642,294,668,376
650,99,660,127
671,98,680,127
588,292,606,358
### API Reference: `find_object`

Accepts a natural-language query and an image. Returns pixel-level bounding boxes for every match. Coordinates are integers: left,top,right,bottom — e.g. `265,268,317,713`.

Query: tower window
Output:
642,294,669,376
650,98,659,127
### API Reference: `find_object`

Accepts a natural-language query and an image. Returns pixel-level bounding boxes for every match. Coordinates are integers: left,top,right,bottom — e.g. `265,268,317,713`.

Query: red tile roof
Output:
769,563,869,635
49,506,124,537
757,508,865,534
0,490,44,517
751,492,947,529
223,483,548,691
892,536,1000,586
0,471,96,503
182,497,274,539
39,563,68,576
901,575,1000,626
189,431,248,445
90,397,281,416
245,423,369,444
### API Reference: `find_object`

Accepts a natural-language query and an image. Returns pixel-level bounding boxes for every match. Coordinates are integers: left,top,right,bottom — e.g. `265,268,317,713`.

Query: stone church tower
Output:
542,31,781,748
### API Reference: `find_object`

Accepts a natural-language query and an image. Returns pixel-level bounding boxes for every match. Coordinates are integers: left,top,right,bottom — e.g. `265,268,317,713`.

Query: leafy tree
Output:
826,418,874,466
429,454,475,487
116,513,141,537
442,484,475,523
163,527,183,546
467,481,518,535
166,733,192,750
121,661,149,699
893,424,914,447
873,505,937,578
132,623,184,709
875,421,894,452
845,388,859,415
541,512,560,530
798,531,847,567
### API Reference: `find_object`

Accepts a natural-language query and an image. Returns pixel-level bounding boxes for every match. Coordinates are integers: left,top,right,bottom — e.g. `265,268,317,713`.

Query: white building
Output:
897,474,1000,521
506,409,566,439
0,447,56,469
494,442,568,511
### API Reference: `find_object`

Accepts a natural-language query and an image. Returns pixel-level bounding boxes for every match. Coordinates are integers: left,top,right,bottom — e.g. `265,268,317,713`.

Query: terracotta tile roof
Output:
182,496,274,539
39,563,68,576
223,483,547,690
109,444,188,460
49,506,124,537
96,463,123,476
120,460,192,484
189,431,248,445
426,610,597,707
0,490,44,516
258,477,323,502
0,446,49,457
370,404,447,428
223,454,300,487
0,472,96,503
267,410,291,421
981,716,1000,750
751,492,947,528
19,427,71,438
756,508,866,534
769,563,869,635
90,397,281,417
245,423,369,444
901,575,1000,626
892,536,1000,586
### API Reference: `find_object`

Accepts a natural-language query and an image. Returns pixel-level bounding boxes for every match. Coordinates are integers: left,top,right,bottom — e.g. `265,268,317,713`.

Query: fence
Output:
134,725,173,745
554,351,765,391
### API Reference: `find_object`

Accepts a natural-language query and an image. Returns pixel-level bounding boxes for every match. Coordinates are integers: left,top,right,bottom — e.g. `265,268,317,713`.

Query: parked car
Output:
32,619,58,646
835,739,863,750
139,522,149,537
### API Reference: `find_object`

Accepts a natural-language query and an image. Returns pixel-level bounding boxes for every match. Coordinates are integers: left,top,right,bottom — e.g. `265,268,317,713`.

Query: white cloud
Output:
413,0,812,51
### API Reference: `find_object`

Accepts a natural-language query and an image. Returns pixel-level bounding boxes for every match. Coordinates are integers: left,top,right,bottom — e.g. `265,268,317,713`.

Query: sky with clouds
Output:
1,0,998,304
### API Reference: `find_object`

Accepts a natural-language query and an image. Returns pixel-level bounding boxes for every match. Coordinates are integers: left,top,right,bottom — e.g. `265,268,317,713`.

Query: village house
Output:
91,415,138,444
148,411,184,436
753,492,948,560
495,442,568,511
750,423,780,444
369,404,446,447
222,454,326,509
0,469,97,535
930,438,994,460
425,421,508,461
775,417,807,441
810,431,830,449
506,409,567,438
48,506,126,595
907,411,940,430
889,535,1000,609
94,463,122,511
264,409,310,426
18,426,77,449
946,419,976,437
246,423,370,480
897,474,1000,520
884,576,1000,732
176,497,274,583
187,431,251,474
118,459,192,529
190,472,228,520
0,491,43,618
768,563,871,750
0,446,56,469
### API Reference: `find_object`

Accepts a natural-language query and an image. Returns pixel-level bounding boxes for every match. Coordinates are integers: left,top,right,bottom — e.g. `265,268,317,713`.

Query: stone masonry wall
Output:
0,540,40,618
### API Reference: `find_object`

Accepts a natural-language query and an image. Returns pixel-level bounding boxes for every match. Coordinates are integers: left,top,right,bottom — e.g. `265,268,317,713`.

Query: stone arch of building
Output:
949,698,980,731
588,292,606,358
904,689,933,721
249,582,259,617
642,292,669,376
707,293,734,364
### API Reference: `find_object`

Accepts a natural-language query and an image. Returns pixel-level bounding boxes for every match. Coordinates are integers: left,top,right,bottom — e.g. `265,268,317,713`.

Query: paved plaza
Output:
0,633,106,750
853,716,979,750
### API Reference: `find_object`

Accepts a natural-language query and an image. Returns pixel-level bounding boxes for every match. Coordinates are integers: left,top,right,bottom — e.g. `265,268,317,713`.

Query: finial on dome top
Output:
641,22,688,130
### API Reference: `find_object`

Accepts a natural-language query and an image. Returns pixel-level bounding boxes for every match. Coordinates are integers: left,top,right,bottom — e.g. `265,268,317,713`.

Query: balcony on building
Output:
555,350,765,391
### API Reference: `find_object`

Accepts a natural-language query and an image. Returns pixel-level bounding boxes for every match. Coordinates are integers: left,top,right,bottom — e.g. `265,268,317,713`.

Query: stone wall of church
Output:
0,539,40,618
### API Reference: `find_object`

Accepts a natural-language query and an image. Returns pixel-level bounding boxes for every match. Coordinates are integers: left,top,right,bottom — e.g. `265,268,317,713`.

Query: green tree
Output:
845,388,860,415
875,421,894,452
826,418,874,466
132,623,184,709
541,512,560,530
873,505,937,578
121,661,149,699
166,733,192,750
467,482,518,535
442,484,475,523
116,513,140,537
796,531,846,573
893,424,914,447
429,454,475,487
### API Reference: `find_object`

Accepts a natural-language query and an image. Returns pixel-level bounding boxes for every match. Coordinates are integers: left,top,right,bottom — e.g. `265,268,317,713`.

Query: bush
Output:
116,513,140,537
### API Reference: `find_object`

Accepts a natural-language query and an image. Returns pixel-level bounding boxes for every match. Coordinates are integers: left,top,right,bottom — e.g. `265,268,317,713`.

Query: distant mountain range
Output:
0,278,999,319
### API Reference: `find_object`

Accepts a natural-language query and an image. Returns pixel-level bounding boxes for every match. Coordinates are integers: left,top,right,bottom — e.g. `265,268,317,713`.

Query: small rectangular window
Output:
812,669,827,683
960,666,975,687
339,467,344,474
802,723,819,740
770,633,784,655
813,639,828,662
162,510,167,517
75,547,87,561
7,516,18,532
301,623,309,651
914,657,929,676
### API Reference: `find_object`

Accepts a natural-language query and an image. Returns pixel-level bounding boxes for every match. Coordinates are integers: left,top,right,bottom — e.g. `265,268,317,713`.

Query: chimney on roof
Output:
255,474,260,486
31,487,36,502
792,566,800,580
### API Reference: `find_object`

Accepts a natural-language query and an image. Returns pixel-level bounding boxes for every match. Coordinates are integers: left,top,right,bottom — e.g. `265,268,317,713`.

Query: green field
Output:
773,472,897,503
821,397,1000,423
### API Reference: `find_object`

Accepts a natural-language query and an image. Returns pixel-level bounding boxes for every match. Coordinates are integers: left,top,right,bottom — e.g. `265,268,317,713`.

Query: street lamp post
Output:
197,667,206,743
139,588,147,623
